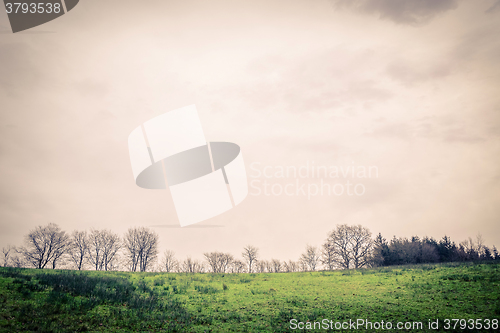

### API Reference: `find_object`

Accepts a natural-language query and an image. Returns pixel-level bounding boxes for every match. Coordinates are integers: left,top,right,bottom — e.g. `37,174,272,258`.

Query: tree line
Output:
1,223,498,272
1,224,158,272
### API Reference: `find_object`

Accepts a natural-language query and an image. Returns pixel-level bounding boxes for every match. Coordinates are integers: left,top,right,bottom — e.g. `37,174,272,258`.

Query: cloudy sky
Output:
1,0,499,265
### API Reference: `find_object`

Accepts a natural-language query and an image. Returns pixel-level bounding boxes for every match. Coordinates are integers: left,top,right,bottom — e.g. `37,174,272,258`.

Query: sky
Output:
0,0,499,266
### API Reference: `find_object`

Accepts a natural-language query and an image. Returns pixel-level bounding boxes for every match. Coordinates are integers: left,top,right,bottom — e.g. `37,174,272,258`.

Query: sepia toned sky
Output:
1,0,499,265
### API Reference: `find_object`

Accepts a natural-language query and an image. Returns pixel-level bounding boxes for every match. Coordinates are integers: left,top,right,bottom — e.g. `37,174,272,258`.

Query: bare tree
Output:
51,236,72,269
181,257,205,273
123,228,139,271
204,252,218,273
220,253,234,273
230,259,246,273
256,260,267,273
322,224,373,270
11,252,25,268
476,234,485,257
87,229,121,271
194,259,205,273
323,224,352,269
299,259,308,272
1,245,12,267
204,252,234,273
271,258,282,273
300,245,320,271
321,240,336,271
69,231,88,270
135,227,159,272
283,260,298,272
265,260,274,273
242,245,259,273
460,236,482,260
18,223,70,269
102,230,121,271
160,250,178,272
123,227,159,272
88,229,104,270
221,253,231,273
350,225,373,268
283,260,291,273
181,257,193,273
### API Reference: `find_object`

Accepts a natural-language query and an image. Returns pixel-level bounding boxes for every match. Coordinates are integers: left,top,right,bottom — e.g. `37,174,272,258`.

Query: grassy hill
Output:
0,262,499,332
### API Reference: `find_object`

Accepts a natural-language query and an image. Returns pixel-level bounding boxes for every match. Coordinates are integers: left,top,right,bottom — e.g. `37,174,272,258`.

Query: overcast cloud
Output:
330,0,459,25
0,0,499,264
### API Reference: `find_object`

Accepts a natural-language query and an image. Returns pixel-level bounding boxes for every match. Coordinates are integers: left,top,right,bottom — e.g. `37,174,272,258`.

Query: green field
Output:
0,262,499,332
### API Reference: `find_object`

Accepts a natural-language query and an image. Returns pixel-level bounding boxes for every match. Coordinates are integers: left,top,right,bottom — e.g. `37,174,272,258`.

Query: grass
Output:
0,262,499,332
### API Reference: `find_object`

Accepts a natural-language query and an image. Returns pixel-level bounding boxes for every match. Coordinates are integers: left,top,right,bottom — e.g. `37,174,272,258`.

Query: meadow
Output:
0,262,499,332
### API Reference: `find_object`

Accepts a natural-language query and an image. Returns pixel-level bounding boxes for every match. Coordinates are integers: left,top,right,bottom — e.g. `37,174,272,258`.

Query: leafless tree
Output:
102,230,121,271
460,235,484,260
321,240,336,271
69,230,88,270
123,229,139,271
265,260,274,273
11,252,25,268
194,259,205,273
181,257,193,273
230,259,246,273
282,260,291,273
160,250,178,273
299,259,308,272
459,238,475,258
283,260,298,272
1,245,12,267
204,252,218,273
123,227,159,272
204,251,233,273
87,229,104,270
181,257,205,273
323,224,351,269
220,253,234,273
270,258,281,273
87,229,121,271
350,225,373,268
300,245,320,271
18,223,70,269
256,260,267,273
322,224,373,270
475,234,485,257
242,245,259,273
